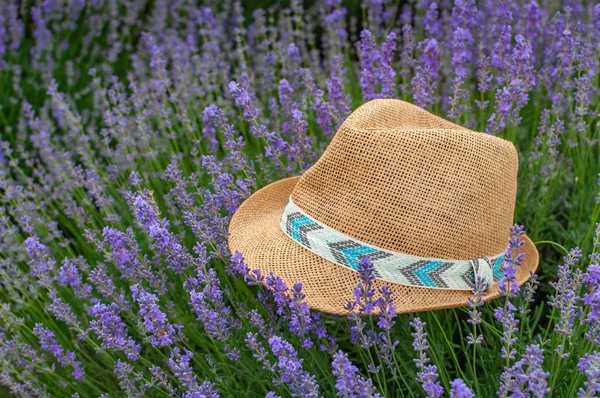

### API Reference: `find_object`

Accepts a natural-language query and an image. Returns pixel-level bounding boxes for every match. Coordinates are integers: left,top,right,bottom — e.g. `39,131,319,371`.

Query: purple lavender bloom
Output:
549,248,584,339
411,70,433,109
358,29,379,101
185,264,237,342
494,301,520,361
47,288,86,338
130,191,194,274
56,258,91,299
412,38,440,108
498,224,526,296
131,284,183,347
141,32,169,93
323,4,348,50
499,344,549,397
32,324,84,380
418,38,440,79
353,257,377,314
491,24,513,71
286,43,303,88
88,264,129,309
0,15,6,57
374,286,399,376
376,286,396,331
301,68,334,137
129,171,142,187
398,23,414,94
231,251,266,289
358,30,397,100
30,7,52,63
476,53,493,105
257,269,334,349
488,34,536,134
573,73,594,133
583,251,600,344
224,344,240,361
331,351,381,397
4,4,23,52
424,3,443,39
169,347,219,398
114,360,145,396
169,347,199,391
265,272,291,317
147,223,194,274
202,105,225,152
578,352,600,397
149,366,177,395
410,318,443,397
88,302,141,360
520,1,544,56
229,80,260,121
289,282,313,348
466,275,487,345
278,79,294,117
345,257,377,348
520,345,550,397
450,379,474,398
327,55,351,123
521,272,539,315
24,236,55,287
245,332,272,371
268,335,320,397
594,5,600,37
419,365,444,398
508,34,536,96
451,0,479,31
100,226,165,292
451,28,471,80
448,27,472,121
379,32,397,98
189,381,220,398
102,227,137,275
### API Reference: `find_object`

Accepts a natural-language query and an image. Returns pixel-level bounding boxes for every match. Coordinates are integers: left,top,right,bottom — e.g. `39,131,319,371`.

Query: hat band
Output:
280,197,505,291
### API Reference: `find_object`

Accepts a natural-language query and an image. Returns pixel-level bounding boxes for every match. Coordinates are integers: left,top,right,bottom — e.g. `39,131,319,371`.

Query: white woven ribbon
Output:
280,197,504,291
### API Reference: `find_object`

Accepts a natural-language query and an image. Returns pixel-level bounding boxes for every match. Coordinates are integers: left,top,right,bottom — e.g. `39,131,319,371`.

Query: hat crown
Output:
291,99,518,260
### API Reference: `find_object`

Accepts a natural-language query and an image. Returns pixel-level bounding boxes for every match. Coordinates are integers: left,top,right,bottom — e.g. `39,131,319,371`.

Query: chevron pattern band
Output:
280,197,505,291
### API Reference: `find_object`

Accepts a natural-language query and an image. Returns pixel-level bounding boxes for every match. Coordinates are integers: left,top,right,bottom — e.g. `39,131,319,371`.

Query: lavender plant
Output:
0,0,599,397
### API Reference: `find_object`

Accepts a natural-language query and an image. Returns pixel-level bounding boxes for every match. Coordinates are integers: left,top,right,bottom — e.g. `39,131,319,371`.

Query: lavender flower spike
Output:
88,303,141,360
549,247,583,339
450,379,474,398
131,284,183,347
578,352,600,398
268,335,320,397
498,224,526,296
410,317,443,398
33,324,84,380
229,80,260,121
331,350,381,397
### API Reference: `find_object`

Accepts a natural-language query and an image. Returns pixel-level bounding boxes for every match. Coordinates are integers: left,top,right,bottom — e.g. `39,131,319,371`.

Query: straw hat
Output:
228,99,538,315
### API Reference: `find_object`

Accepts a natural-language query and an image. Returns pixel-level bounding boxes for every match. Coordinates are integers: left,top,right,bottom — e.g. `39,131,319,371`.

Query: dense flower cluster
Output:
0,0,599,397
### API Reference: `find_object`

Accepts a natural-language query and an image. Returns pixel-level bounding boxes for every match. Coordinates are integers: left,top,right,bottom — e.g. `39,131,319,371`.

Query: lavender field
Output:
0,1,599,397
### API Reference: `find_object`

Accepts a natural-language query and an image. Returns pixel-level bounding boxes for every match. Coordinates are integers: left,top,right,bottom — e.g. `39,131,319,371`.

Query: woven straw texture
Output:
228,99,539,315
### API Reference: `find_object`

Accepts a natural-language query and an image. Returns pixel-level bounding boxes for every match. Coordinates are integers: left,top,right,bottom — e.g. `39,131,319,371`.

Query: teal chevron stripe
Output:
493,256,504,279
290,216,312,243
340,245,378,270
414,261,445,287
280,196,508,291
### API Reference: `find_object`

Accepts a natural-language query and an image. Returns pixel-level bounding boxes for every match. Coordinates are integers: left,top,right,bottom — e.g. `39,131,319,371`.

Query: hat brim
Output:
228,176,539,315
